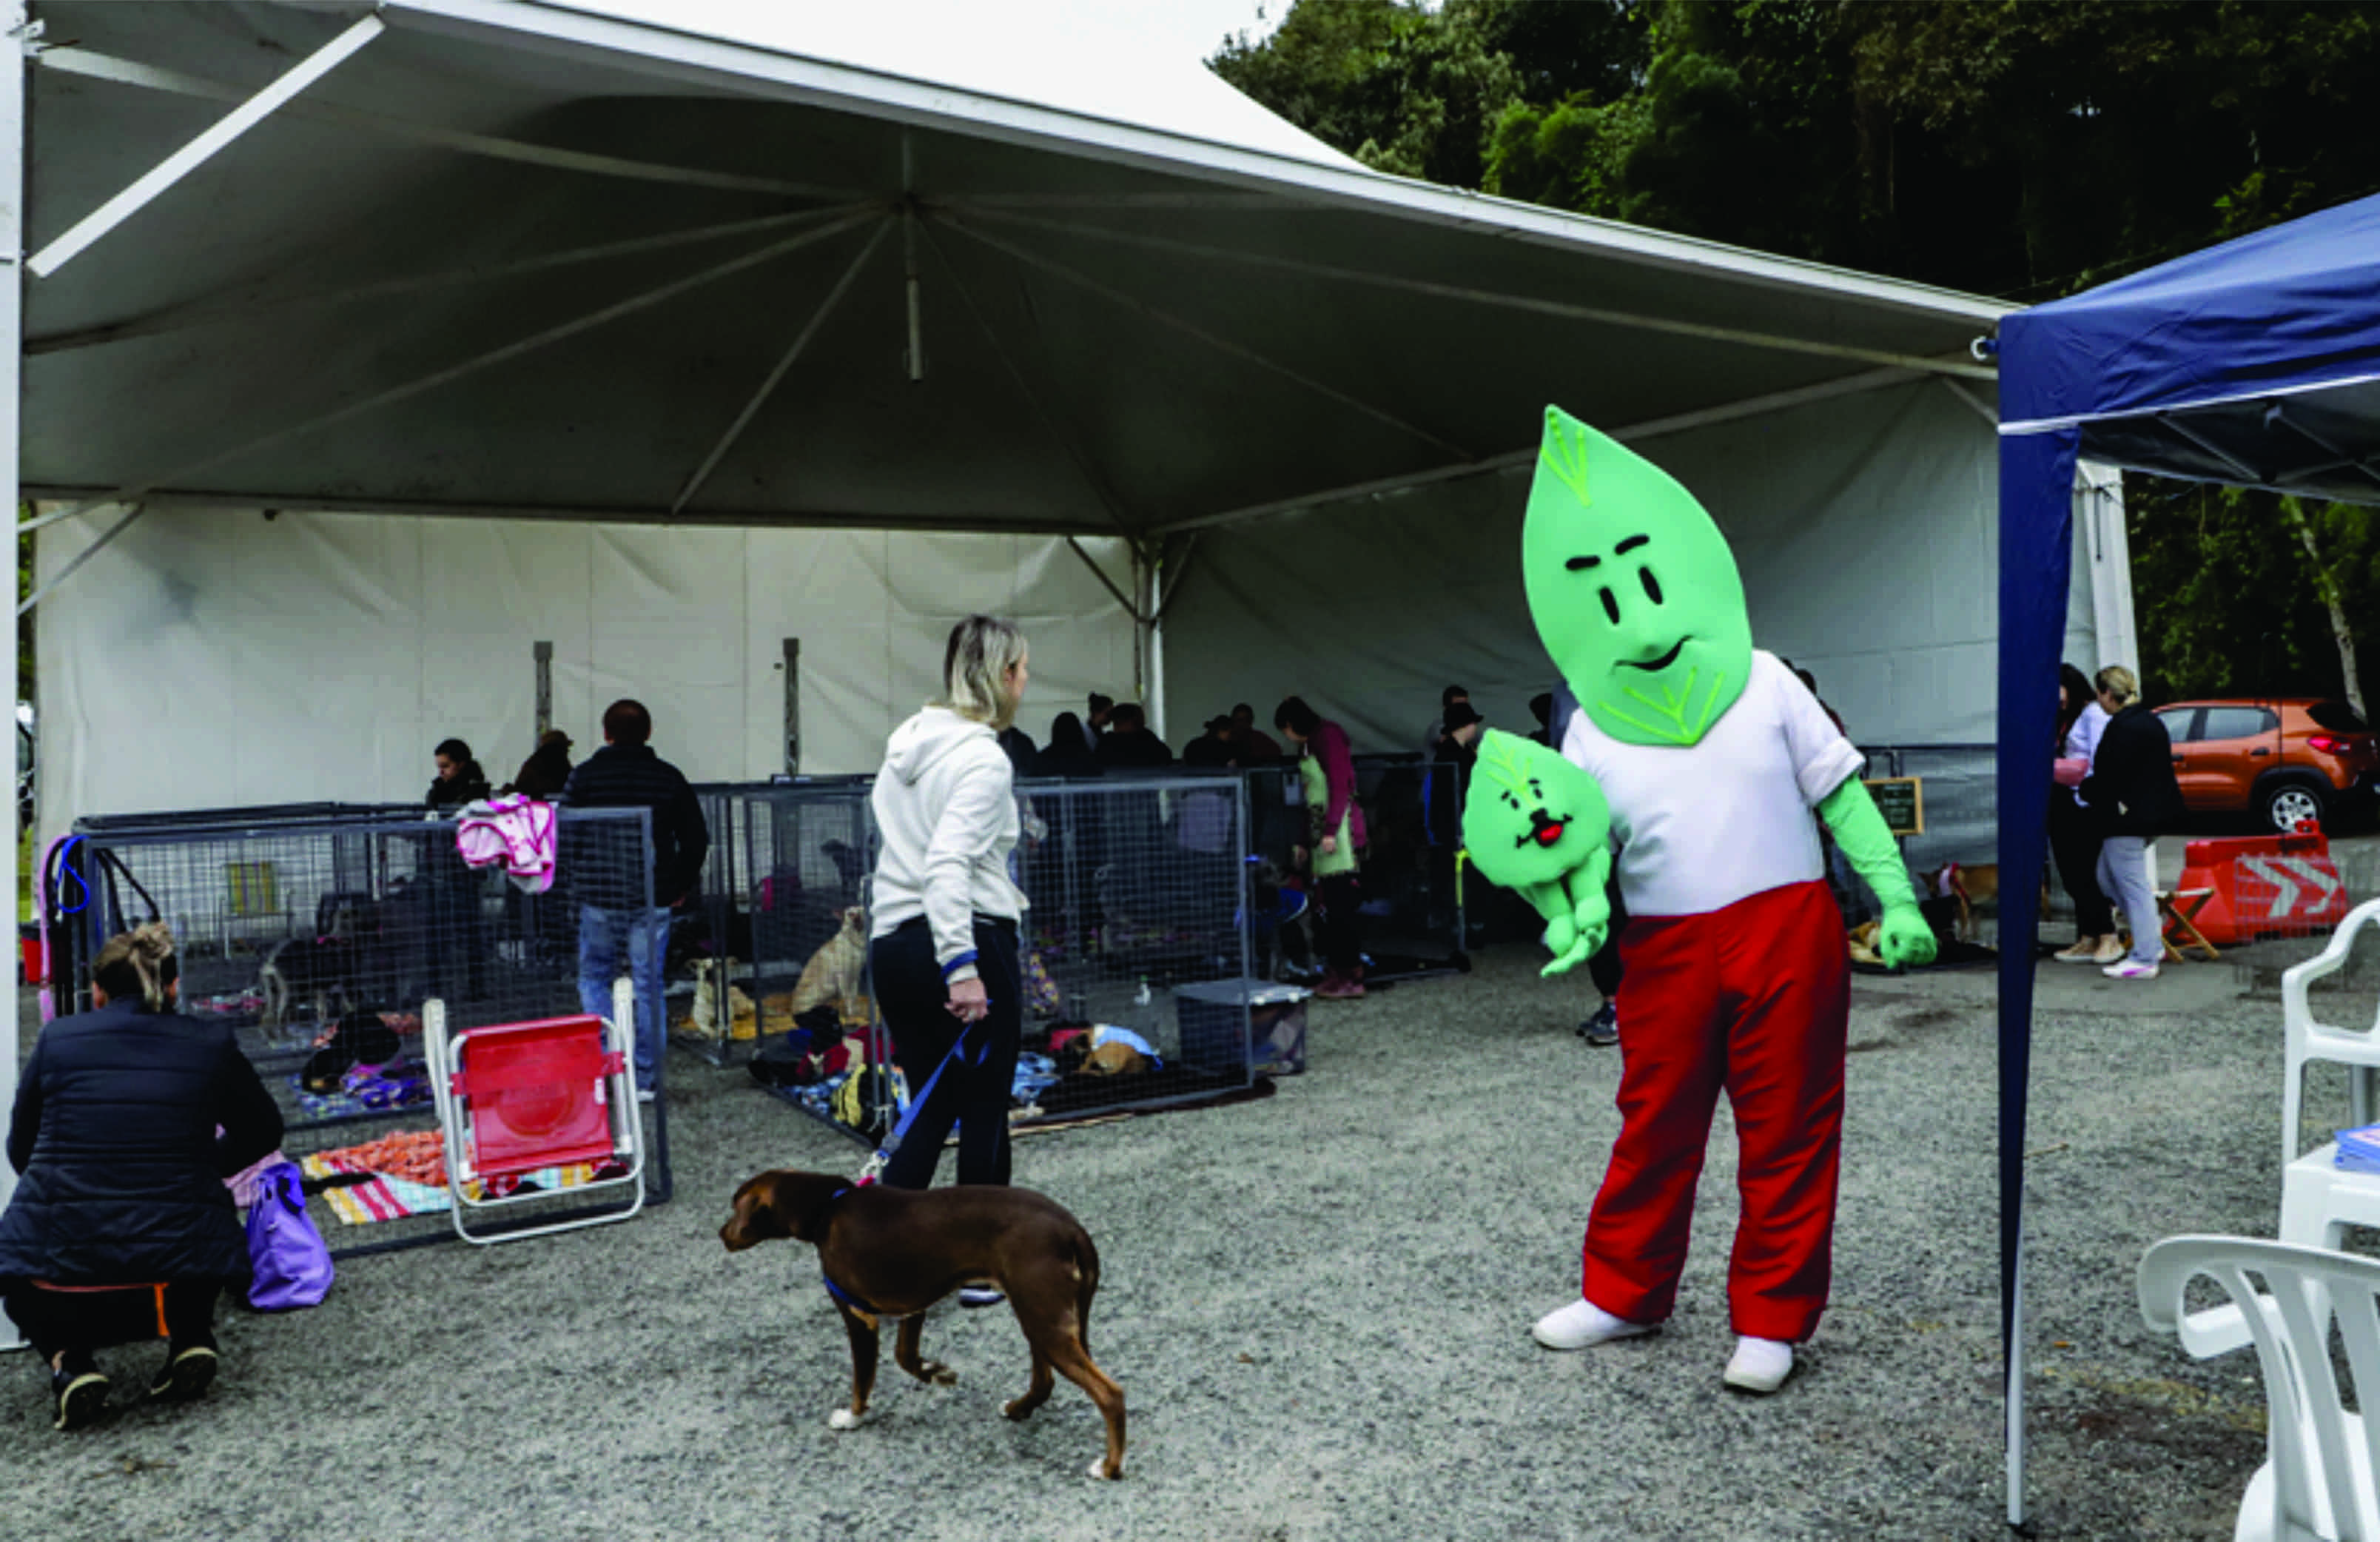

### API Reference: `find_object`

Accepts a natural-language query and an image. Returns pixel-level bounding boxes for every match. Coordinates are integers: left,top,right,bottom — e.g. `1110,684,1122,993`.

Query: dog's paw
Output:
1088,1458,1123,1481
827,1408,866,1431
926,1363,958,1387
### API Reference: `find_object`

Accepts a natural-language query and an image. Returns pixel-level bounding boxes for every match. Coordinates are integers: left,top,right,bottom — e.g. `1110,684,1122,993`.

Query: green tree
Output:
1214,0,2380,711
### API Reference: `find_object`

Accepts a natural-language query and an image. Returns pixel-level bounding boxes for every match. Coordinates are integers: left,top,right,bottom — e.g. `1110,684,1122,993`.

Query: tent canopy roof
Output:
25,0,2006,537
1999,190,2380,508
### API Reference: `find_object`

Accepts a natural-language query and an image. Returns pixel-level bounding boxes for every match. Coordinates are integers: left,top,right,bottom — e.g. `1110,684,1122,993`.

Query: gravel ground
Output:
0,938,2327,1541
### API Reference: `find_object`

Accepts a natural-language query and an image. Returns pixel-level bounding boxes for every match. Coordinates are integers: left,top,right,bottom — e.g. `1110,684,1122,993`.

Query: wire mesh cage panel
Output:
60,805,669,1256
735,777,894,1141
1015,774,1255,1123
1242,757,1471,982
670,785,758,1066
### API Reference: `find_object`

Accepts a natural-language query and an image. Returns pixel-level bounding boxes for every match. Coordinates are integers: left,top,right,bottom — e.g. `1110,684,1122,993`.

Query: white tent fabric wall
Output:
1162,378,2060,753
33,510,1137,830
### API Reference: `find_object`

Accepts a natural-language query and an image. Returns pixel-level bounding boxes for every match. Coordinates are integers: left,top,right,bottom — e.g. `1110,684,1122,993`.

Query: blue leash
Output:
855,1012,989,1187
827,1012,990,1313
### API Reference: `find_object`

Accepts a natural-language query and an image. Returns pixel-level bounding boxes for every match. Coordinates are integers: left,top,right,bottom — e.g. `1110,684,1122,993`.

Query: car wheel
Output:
2259,778,2328,834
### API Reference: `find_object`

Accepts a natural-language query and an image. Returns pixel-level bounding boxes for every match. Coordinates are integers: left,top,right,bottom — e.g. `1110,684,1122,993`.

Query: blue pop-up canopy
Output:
1996,190,2380,1525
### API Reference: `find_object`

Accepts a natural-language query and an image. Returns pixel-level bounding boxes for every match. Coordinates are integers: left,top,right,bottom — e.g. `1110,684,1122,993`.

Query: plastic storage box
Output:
1177,979,1309,1077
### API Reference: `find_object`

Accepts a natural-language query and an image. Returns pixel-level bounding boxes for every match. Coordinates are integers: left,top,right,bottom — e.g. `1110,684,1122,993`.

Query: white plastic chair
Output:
2139,1235,2380,1541
2280,900,2380,1250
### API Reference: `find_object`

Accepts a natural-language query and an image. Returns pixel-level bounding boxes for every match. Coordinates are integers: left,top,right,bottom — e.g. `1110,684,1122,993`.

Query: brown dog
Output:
721,1170,1126,1481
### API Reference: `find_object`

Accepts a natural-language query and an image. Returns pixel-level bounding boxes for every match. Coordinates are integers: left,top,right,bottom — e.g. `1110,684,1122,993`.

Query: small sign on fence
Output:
1863,777,1924,838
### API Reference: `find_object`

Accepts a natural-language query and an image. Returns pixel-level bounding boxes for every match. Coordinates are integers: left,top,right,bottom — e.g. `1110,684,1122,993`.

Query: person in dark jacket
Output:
558,699,711,1096
1093,703,1172,771
509,729,574,800
1035,712,1096,777
1180,715,1238,768
424,737,494,999
1,923,283,1431
2077,665,2185,981
425,738,491,809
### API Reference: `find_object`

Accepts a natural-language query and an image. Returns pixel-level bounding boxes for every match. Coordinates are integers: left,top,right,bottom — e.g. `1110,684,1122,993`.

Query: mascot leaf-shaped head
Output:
1460,729,1611,892
1522,406,1752,747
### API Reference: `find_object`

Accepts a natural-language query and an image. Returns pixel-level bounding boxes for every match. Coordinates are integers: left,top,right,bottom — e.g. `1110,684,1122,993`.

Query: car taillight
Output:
2309,734,2347,754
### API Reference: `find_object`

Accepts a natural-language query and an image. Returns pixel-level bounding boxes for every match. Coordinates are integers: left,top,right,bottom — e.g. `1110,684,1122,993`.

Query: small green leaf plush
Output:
1461,728,1615,975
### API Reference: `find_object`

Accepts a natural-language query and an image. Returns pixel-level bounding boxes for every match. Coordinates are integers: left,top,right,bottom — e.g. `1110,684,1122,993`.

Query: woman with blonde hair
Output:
2077,665,2185,981
1,924,283,1429
866,617,1032,1297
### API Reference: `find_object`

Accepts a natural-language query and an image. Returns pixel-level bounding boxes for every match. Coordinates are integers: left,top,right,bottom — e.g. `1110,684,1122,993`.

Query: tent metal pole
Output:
1154,532,1200,621
940,215,1478,463
1065,537,1143,624
901,133,924,382
26,207,870,358
2154,413,2266,484
0,0,25,1355
2007,1240,2028,1527
917,217,1139,535
1152,365,1929,537
38,212,881,529
36,46,859,202
668,218,892,519
28,16,386,278
952,207,2001,384
2262,406,2380,494
18,503,147,617
1939,377,2000,429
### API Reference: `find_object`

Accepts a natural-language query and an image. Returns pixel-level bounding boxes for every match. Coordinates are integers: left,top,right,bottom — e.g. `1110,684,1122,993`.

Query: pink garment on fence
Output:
456,795,558,894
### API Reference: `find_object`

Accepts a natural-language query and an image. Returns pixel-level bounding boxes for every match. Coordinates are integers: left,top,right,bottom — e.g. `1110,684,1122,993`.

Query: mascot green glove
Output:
1519,403,1929,1395
1459,728,1613,976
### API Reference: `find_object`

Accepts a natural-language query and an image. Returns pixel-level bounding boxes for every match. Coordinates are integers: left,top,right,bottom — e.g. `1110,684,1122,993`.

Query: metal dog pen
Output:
56,803,673,1258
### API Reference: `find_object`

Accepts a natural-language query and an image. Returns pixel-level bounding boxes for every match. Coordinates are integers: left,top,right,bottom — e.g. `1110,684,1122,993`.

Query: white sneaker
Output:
1723,1336,1795,1394
2102,959,2159,980
1530,1298,1653,1350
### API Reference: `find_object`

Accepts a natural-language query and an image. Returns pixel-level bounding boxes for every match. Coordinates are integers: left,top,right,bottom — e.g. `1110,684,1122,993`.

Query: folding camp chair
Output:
2159,887,2222,964
423,978,645,1246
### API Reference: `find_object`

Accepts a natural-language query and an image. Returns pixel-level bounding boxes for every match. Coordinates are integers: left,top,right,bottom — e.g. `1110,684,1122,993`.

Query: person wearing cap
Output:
1422,683,1471,757
510,728,576,800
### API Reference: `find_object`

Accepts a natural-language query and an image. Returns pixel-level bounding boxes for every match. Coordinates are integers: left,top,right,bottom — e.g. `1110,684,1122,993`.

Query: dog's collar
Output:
821,1268,889,1318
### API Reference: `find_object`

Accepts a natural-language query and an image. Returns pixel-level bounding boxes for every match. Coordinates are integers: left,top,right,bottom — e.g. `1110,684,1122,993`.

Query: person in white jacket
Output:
867,616,1032,1263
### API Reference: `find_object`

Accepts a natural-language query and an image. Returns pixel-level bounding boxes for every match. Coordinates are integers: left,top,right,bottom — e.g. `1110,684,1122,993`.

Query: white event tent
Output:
0,0,2134,1216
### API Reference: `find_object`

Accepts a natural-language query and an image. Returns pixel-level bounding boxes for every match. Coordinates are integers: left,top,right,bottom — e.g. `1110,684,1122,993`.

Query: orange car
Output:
2149,697,2379,832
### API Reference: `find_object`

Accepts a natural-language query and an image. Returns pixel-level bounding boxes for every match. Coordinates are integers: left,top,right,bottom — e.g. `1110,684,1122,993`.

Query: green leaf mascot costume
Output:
1468,406,1934,1395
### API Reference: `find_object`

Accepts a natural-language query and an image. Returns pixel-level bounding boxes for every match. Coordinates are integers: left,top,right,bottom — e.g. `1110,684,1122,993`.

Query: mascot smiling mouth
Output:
1619,638,1690,673
1519,808,1570,848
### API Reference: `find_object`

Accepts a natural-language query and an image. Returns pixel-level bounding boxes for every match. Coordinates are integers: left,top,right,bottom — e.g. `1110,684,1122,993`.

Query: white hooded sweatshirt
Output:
868,705,1028,984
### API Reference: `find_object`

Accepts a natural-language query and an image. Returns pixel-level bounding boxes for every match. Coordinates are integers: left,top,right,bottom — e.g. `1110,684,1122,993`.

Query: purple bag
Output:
245,1160,335,1310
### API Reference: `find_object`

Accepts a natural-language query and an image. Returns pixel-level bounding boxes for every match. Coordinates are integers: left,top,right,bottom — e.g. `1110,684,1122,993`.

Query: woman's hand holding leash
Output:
947,977,990,1023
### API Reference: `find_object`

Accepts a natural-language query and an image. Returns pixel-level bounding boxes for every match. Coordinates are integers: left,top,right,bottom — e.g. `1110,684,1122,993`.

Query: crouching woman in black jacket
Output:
1,923,283,1430
2078,666,2187,982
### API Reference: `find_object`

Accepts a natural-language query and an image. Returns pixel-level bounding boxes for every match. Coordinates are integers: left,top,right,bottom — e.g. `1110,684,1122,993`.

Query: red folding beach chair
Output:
423,980,645,1246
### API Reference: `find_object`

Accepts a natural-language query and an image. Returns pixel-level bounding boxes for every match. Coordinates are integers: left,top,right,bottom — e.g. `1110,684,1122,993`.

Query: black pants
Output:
1315,874,1363,976
2048,787,2116,936
871,916,1022,1191
1586,876,1629,999
6,1278,221,1363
